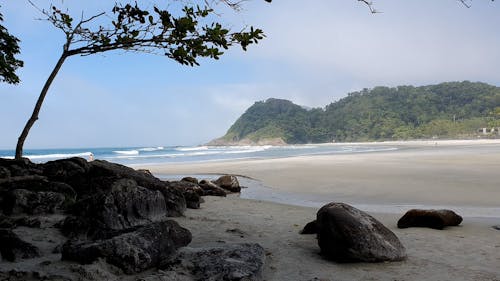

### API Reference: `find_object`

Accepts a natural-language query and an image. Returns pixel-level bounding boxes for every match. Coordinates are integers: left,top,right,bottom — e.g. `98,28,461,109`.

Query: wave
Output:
25,152,93,160
175,146,209,152
113,150,139,155
138,146,164,152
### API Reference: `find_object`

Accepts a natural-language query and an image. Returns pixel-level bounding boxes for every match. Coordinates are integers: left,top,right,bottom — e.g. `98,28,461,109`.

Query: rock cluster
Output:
0,158,263,281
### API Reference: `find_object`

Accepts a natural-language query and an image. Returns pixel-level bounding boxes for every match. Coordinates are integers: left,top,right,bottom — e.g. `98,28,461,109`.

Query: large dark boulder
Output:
397,209,463,230
167,243,265,281
316,202,406,262
0,229,40,262
2,189,66,215
199,180,227,197
62,220,192,274
62,178,167,238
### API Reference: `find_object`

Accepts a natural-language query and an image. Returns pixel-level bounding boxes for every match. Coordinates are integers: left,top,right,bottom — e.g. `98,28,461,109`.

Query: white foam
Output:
175,146,209,152
138,147,164,152
113,150,139,155
26,152,92,160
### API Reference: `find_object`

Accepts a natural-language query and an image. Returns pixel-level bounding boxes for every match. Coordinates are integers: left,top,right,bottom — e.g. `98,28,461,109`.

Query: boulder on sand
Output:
316,202,406,262
397,209,463,230
214,175,241,193
199,180,227,197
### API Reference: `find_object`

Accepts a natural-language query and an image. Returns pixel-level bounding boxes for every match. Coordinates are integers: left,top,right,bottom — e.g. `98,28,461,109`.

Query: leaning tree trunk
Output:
15,52,68,159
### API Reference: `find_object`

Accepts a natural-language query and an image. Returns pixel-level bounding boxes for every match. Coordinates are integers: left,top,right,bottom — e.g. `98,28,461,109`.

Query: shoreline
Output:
138,141,500,280
139,140,500,208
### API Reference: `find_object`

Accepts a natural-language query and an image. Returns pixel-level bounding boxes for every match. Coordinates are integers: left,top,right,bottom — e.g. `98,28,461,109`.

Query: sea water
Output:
0,144,397,165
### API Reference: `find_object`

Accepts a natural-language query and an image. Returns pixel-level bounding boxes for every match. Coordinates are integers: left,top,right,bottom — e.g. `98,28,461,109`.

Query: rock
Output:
167,243,265,281
493,225,500,231
62,220,192,274
0,229,40,261
0,158,43,178
397,209,463,230
300,220,317,234
62,178,168,238
214,175,241,193
0,166,11,178
3,189,66,215
199,180,227,197
181,177,198,184
316,202,406,262
167,181,204,209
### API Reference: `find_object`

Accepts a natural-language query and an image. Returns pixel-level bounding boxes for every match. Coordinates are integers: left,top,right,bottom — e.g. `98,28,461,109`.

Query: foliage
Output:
223,81,500,143
0,8,23,84
12,0,269,159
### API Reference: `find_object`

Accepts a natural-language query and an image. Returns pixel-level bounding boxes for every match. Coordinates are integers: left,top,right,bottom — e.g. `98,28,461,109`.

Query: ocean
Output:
0,144,397,165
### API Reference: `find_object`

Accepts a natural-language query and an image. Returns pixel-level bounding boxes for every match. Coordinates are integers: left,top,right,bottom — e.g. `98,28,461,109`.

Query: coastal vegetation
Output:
216,81,500,144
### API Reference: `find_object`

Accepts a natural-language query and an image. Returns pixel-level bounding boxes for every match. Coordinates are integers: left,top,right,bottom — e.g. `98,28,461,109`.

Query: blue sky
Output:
1,0,499,149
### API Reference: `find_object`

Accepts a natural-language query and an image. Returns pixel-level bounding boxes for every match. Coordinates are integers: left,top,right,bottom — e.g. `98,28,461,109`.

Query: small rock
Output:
199,180,227,197
181,177,199,184
300,220,317,234
214,175,241,193
397,209,463,230
492,225,500,231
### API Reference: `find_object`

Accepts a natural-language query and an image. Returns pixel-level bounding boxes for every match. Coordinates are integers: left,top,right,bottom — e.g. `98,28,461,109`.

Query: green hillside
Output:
214,81,500,144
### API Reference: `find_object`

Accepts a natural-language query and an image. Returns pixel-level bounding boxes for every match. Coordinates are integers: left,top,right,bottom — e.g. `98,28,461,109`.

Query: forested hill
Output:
210,81,500,145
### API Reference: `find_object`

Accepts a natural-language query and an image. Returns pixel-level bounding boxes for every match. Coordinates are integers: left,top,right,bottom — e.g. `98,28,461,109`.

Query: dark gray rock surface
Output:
62,220,192,274
316,202,406,262
0,229,40,262
165,243,265,281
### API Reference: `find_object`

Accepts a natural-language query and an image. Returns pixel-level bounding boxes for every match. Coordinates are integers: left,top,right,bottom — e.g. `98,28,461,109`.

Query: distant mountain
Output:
209,81,500,145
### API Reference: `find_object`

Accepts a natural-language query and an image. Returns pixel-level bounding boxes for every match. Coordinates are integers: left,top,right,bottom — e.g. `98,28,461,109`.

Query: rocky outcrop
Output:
0,229,40,262
397,209,463,229
164,243,265,281
316,202,406,262
62,220,192,274
214,175,241,193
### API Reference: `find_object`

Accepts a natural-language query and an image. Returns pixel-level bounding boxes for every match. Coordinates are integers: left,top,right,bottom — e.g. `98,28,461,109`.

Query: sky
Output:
0,0,499,149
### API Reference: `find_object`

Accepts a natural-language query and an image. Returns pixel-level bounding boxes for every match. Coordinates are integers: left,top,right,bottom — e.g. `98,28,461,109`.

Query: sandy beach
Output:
138,140,500,280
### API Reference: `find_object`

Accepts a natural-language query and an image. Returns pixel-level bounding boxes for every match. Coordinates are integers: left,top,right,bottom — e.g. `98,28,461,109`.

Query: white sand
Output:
138,140,500,280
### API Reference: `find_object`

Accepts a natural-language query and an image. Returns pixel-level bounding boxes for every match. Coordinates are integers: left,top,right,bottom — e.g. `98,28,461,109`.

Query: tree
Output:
12,0,270,159
0,8,23,84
